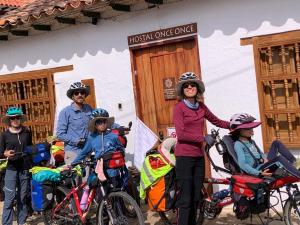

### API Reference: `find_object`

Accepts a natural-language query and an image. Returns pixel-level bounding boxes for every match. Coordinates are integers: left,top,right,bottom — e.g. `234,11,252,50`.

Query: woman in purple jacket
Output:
173,72,230,225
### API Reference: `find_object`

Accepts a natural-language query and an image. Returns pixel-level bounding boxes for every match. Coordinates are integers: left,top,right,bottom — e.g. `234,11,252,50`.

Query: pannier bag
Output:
147,169,176,212
231,174,265,198
31,179,54,211
231,175,269,220
102,151,126,169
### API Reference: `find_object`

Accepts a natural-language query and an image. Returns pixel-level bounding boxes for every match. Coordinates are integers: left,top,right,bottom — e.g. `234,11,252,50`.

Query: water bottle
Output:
80,186,90,211
212,188,230,202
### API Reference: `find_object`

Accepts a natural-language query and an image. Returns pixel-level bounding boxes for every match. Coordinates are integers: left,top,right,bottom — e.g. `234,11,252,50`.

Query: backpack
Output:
147,168,176,212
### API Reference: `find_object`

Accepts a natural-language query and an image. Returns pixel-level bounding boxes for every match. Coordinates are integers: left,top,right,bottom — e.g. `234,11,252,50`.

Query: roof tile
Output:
0,0,96,28
0,0,35,7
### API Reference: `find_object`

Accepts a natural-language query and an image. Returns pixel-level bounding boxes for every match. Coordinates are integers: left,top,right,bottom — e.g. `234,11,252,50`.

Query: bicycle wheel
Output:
283,196,300,225
97,191,144,225
42,186,77,225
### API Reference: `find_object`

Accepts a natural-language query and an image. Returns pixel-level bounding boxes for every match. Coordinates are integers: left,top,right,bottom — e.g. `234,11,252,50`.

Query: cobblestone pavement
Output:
0,202,291,225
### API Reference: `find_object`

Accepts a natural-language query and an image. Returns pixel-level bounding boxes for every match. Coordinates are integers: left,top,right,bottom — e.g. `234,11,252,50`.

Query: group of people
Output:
0,81,124,225
0,71,300,225
172,72,300,225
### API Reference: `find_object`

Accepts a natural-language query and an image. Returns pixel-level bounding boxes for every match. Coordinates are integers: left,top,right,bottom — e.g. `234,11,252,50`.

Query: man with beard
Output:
56,82,93,164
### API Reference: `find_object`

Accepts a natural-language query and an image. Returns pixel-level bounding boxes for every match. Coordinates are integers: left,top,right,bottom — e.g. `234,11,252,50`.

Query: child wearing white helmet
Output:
230,113,300,178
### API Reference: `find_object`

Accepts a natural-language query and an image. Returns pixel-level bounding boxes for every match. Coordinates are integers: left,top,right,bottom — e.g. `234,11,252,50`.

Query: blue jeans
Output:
260,140,300,178
2,169,30,225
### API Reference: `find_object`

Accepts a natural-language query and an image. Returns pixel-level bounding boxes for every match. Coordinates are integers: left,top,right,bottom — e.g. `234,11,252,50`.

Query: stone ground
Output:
0,202,292,225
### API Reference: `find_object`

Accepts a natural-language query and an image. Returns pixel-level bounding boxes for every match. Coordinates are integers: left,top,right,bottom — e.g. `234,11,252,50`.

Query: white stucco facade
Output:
1,0,300,175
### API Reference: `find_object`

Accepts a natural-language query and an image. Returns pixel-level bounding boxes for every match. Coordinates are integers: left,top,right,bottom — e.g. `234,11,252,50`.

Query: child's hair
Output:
230,130,252,142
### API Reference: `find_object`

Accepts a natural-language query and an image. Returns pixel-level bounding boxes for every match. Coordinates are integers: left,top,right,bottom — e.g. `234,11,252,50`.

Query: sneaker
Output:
294,159,300,170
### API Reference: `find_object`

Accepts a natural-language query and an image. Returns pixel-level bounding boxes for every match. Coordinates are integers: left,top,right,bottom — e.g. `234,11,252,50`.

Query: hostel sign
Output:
128,23,197,46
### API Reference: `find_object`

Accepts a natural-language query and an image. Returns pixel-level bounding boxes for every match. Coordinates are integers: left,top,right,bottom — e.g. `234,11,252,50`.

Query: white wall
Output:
1,0,300,167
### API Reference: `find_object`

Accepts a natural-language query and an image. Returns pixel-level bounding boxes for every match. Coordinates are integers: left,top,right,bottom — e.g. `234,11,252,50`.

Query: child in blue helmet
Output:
72,108,125,179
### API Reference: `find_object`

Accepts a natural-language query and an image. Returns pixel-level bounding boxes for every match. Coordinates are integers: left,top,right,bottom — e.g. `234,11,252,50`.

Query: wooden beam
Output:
110,3,131,12
56,17,76,25
81,10,101,18
145,0,163,4
0,35,8,41
32,24,51,31
10,30,28,36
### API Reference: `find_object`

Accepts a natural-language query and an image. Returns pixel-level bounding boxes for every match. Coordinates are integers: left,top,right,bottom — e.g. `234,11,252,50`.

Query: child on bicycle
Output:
230,113,300,178
72,108,125,182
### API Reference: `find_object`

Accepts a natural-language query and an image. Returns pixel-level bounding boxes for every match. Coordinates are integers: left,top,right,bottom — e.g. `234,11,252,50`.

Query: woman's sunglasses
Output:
95,119,107,125
9,116,21,120
183,83,197,89
74,91,86,96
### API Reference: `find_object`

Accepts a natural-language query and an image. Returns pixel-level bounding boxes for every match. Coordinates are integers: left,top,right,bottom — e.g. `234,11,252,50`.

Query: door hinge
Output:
134,70,138,76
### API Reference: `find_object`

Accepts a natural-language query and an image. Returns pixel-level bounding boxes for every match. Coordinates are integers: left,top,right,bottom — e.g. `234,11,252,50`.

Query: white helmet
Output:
66,82,90,99
229,113,261,133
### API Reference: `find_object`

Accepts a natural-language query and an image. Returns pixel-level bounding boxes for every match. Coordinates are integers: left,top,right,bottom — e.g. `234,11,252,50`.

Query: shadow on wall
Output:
1,0,300,71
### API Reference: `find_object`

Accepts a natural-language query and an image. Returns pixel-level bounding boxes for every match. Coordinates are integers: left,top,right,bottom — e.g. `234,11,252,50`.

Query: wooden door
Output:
81,78,96,109
133,38,201,137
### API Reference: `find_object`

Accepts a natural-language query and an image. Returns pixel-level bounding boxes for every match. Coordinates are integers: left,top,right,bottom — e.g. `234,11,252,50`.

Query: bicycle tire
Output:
97,191,144,225
283,196,300,225
42,186,77,225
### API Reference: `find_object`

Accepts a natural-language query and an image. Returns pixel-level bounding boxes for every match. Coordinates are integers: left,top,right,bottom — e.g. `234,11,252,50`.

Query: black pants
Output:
260,140,300,178
175,156,205,225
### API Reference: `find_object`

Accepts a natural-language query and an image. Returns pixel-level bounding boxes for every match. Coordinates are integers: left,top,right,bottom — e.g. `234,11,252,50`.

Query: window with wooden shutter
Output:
0,66,72,144
250,33,300,149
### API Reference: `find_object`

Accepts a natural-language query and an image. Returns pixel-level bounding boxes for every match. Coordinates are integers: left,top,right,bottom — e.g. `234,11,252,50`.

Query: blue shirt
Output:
234,140,266,176
73,130,124,177
56,103,93,152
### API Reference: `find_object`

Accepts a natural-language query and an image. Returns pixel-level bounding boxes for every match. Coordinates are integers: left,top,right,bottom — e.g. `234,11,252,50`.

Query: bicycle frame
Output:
52,180,97,224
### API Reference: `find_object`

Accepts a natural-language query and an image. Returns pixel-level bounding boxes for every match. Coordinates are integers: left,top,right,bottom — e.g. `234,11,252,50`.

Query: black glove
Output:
77,138,86,148
118,126,126,136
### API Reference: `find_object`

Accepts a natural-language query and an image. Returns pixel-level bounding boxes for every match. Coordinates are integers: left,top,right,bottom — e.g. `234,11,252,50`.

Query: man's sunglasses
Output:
9,116,21,120
183,83,197,89
95,119,107,125
74,91,86,96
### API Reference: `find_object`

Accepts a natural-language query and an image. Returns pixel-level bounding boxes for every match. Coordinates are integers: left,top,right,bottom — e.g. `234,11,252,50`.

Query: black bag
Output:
31,180,53,211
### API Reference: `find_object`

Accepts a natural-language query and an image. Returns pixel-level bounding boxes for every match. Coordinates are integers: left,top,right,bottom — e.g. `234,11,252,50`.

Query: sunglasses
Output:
95,119,107,125
183,83,197,89
74,91,86,96
9,116,21,120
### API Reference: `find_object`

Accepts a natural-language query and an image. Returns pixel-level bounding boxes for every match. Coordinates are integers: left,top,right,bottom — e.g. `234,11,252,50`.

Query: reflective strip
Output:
140,180,145,191
143,163,155,183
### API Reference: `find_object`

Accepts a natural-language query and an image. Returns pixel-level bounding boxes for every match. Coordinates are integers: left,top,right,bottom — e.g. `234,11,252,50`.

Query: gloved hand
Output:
118,126,126,136
77,138,86,148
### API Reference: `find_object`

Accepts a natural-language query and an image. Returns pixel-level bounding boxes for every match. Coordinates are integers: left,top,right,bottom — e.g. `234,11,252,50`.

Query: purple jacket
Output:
173,101,230,157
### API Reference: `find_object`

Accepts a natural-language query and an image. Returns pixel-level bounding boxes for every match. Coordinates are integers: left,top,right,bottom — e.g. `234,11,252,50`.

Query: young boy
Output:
72,108,124,178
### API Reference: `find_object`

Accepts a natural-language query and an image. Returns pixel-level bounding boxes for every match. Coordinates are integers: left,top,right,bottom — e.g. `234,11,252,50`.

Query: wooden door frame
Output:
129,35,202,121
129,35,212,179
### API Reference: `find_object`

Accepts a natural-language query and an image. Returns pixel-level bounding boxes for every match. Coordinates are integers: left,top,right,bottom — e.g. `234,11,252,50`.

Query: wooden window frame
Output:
242,31,300,149
0,65,73,144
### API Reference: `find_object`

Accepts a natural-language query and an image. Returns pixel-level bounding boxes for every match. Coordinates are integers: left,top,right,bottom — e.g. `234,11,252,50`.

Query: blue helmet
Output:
91,108,109,119
6,107,23,116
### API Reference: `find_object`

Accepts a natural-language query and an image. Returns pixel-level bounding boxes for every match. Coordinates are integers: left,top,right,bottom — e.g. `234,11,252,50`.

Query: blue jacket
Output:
72,130,124,177
56,103,93,152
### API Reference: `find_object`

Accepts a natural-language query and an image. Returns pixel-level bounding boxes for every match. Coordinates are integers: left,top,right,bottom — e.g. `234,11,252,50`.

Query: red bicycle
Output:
41,160,98,225
42,152,144,225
